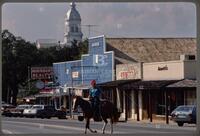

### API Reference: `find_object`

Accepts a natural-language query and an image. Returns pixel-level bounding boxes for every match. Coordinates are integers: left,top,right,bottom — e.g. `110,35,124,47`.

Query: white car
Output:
23,105,43,117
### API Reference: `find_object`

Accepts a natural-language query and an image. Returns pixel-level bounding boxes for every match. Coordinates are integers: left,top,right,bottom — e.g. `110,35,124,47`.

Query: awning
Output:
97,79,140,87
120,80,180,90
166,79,197,88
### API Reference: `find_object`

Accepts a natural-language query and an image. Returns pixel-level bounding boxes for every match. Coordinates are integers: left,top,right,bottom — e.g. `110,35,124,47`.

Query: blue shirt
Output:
89,87,102,98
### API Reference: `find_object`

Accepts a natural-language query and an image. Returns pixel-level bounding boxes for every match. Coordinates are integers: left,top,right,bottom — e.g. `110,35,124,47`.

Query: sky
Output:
2,2,196,43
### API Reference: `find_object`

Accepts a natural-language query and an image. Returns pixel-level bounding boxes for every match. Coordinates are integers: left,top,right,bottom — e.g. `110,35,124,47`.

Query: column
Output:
121,91,126,120
131,90,136,119
138,90,143,120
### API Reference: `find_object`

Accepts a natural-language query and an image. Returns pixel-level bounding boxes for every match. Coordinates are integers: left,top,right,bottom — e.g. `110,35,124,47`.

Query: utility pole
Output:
28,66,31,94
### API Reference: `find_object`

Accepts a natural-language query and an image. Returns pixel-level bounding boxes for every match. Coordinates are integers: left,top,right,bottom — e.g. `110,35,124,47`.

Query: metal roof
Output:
166,79,197,88
120,80,180,90
97,79,140,87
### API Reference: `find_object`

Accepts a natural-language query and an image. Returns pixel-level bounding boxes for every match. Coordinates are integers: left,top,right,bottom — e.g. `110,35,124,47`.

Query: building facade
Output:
113,55,196,121
52,37,197,121
53,35,114,88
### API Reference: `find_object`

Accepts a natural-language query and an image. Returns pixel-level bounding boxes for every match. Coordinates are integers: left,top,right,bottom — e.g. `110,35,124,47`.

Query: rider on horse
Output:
89,80,102,121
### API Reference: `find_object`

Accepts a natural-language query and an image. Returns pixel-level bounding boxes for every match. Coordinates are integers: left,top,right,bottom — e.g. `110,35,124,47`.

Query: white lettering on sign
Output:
93,54,108,66
65,69,69,74
92,42,100,47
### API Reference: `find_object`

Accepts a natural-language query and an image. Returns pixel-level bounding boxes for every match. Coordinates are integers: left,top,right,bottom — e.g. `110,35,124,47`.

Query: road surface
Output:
2,117,196,135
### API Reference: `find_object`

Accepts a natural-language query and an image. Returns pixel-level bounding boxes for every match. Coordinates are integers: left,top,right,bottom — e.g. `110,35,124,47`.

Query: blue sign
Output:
53,35,114,87
82,35,114,85
53,61,82,86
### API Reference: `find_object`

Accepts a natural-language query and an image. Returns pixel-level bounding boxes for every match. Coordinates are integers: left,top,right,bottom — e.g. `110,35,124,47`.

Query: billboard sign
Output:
31,67,53,80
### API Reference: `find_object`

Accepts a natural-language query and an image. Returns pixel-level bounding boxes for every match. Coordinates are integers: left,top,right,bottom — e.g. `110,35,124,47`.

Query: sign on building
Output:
31,67,54,80
72,71,79,78
82,35,114,85
116,63,142,80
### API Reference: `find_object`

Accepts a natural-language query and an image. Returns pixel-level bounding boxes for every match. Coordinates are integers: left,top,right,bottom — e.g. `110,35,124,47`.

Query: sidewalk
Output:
67,116,196,129
120,119,196,130
129,118,176,125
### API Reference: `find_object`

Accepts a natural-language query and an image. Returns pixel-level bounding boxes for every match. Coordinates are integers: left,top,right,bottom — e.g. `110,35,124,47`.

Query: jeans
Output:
90,97,100,116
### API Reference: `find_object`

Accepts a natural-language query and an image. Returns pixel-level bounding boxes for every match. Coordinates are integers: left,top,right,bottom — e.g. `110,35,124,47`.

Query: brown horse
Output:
73,96,121,134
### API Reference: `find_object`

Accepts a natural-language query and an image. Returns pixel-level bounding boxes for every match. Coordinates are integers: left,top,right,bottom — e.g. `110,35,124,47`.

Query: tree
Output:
2,30,88,105
2,30,38,105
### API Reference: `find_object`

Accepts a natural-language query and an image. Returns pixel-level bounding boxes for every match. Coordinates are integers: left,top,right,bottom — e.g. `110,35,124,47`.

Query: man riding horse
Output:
89,80,102,121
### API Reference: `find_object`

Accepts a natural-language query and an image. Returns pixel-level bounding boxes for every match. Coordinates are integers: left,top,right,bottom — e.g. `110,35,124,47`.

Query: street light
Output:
9,46,16,104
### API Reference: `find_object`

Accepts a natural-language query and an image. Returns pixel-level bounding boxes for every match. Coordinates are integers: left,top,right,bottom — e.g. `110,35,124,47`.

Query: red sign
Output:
31,67,54,80
40,88,54,94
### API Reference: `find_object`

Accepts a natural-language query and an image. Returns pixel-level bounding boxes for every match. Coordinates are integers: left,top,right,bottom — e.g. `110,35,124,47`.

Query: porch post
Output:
165,90,169,124
149,90,152,122
136,90,140,121
131,90,135,119
138,90,143,120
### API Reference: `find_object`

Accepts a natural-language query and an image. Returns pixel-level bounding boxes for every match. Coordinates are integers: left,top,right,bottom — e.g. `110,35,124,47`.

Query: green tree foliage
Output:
2,30,88,105
2,30,38,105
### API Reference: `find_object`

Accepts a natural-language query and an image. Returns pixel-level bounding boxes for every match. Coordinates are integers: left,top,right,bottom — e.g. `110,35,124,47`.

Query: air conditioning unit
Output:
180,54,196,61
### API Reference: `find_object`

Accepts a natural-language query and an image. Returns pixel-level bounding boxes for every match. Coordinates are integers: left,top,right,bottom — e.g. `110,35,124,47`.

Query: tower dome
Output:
66,2,81,21
64,1,83,46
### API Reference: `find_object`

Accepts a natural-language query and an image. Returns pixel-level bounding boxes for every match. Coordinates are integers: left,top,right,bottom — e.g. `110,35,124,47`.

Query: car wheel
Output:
177,122,184,127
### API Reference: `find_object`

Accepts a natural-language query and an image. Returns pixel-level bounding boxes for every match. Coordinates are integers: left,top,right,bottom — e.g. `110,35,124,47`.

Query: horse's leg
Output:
110,118,114,134
85,118,89,134
102,118,108,134
87,118,97,133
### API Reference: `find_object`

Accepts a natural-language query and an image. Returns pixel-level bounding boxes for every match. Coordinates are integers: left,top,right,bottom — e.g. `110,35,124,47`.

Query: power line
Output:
82,25,99,37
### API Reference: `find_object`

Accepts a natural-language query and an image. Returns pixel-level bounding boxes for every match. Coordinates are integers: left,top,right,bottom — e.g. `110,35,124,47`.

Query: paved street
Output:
2,117,196,135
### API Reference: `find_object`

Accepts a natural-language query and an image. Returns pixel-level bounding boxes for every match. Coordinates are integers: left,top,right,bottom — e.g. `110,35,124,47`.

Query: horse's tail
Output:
112,107,121,123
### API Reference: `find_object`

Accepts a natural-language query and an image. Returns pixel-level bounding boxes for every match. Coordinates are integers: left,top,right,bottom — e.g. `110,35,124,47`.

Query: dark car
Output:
23,105,66,119
1,103,16,116
36,105,56,119
171,105,196,126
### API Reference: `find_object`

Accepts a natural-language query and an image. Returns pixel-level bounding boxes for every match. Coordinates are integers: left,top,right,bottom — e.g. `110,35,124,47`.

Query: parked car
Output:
1,103,16,116
9,105,32,117
36,105,57,119
23,105,44,118
23,105,67,119
171,105,196,126
71,105,84,121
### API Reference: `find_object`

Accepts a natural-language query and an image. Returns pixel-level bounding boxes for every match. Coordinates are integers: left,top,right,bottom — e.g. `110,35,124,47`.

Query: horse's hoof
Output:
94,130,97,133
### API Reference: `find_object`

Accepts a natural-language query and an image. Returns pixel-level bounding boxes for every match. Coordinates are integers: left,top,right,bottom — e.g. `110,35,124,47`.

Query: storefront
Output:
53,35,114,88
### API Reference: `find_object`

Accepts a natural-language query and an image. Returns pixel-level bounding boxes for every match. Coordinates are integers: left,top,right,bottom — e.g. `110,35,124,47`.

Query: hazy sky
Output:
2,2,196,43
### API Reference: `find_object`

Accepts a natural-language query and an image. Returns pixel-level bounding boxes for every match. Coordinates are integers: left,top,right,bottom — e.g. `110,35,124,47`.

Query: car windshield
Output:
17,105,32,109
32,105,43,109
175,106,194,112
